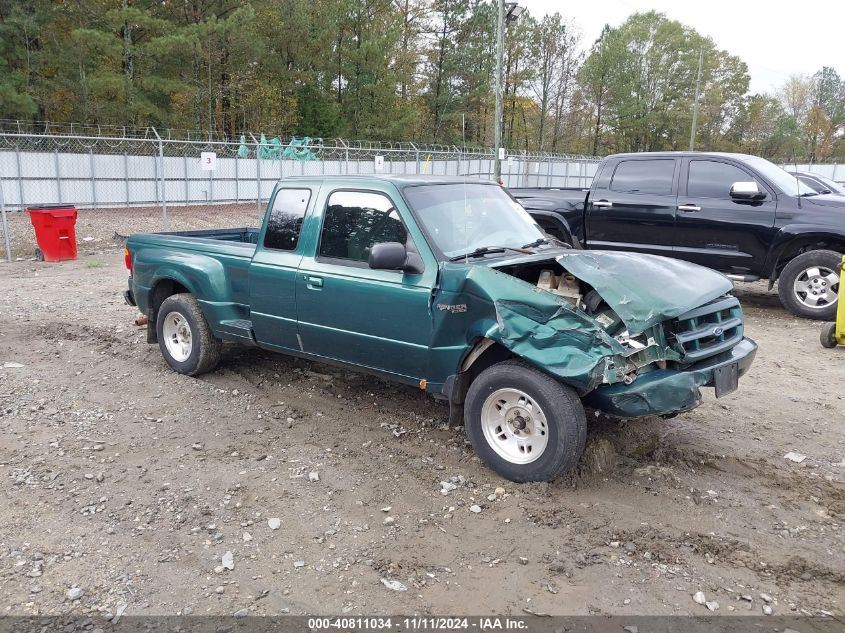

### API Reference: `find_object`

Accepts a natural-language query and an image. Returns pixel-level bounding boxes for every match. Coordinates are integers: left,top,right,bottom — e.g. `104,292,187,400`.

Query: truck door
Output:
295,188,436,381
673,158,776,276
585,157,679,256
249,186,315,351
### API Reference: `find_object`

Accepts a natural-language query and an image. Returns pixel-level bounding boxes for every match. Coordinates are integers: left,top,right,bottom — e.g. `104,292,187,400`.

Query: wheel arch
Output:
444,338,517,412
146,277,192,343
766,232,845,284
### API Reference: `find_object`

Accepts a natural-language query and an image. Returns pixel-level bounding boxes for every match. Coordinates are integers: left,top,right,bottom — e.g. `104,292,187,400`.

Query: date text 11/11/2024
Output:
307,617,528,630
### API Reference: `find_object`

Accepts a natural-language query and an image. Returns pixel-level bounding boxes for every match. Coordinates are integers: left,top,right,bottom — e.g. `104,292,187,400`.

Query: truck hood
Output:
549,251,733,334
479,249,733,335
802,193,845,209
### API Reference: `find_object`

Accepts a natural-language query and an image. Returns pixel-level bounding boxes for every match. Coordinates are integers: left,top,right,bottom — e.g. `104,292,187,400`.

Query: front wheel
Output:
778,250,840,320
156,293,222,376
464,360,587,482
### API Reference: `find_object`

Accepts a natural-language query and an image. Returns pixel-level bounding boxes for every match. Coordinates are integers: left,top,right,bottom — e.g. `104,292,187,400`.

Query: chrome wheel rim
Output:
793,266,839,310
481,388,549,464
162,312,193,362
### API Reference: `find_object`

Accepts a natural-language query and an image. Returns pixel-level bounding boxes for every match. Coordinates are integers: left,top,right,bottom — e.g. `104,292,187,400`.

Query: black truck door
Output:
673,158,776,277
585,157,678,256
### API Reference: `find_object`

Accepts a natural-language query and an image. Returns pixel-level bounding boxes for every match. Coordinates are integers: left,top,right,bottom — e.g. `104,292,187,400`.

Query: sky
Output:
523,0,843,94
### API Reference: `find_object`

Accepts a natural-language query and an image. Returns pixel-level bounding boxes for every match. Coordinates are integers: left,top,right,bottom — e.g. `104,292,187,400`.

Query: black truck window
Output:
687,160,751,198
610,159,675,194
319,191,408,263
264,188,311,250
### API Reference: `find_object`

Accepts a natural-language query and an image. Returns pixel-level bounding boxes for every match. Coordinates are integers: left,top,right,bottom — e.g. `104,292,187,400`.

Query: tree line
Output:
1,1,843,161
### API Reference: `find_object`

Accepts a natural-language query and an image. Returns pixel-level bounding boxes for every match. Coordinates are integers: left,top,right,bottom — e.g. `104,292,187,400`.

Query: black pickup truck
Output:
512,152,845,319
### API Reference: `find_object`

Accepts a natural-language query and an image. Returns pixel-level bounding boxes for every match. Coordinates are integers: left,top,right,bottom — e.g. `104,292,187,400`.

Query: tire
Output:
155,293,222,376
464,360,587,482
778,249,841,320
820,322,838,349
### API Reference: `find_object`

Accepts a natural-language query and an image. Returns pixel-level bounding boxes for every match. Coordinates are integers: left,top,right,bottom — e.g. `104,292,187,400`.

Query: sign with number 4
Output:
200,152,217,171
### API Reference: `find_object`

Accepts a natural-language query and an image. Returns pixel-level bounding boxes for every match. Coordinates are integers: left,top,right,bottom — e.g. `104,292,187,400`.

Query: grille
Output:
671,296,743,363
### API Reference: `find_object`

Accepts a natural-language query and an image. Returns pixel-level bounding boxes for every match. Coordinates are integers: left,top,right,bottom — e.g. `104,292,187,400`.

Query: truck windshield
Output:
404,183,546,259
744,157,817,197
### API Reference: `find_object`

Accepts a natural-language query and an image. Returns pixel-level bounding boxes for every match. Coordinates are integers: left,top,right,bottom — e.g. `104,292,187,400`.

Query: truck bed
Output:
128,227,259,258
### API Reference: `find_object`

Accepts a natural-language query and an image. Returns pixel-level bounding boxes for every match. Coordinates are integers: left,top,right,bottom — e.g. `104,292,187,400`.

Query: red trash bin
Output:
27,205,78,261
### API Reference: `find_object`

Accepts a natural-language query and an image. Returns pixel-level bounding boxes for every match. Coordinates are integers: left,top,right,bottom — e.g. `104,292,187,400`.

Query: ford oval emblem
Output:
712,326,724,336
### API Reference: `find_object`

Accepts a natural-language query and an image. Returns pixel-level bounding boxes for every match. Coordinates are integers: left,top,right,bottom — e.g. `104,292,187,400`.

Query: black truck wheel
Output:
464,360,587,482
778,250,841,320
156,293,222,376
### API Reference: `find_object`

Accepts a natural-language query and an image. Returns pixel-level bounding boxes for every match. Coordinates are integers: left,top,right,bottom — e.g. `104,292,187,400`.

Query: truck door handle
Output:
677,204,702,212
304,275,323,289
592,200,613,208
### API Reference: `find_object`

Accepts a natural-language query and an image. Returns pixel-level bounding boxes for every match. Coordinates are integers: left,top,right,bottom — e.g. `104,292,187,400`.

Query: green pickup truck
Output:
123,176,757,482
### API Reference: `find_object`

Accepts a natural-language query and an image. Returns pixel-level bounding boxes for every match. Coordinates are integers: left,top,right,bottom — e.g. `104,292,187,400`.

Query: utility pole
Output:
689,48,703,151
493,2,523,183
493,0,505,183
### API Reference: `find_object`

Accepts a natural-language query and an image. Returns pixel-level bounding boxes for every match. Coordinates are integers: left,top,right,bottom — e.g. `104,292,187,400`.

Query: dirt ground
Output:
0,248,843,620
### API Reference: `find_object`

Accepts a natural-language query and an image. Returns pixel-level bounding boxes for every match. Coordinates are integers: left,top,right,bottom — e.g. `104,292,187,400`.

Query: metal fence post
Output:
208,150,214,203
234,149,240,202
0,177,12,262
151,128,169,230
249,133,261,215
89,148,97,209
183,154,189,204
124,152,130,206
15,145,24,211
54,149,62,203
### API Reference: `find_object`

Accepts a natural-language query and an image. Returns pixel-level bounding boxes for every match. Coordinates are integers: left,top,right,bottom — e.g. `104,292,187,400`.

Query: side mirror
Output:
730,181,766,201
368,242,424,274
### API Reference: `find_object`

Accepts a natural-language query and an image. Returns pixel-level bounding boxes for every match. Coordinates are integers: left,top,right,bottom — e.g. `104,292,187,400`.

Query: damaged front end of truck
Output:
437,250,757,419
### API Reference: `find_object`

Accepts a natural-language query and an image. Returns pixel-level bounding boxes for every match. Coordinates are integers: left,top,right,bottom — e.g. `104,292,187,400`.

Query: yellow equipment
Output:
820,254,845,348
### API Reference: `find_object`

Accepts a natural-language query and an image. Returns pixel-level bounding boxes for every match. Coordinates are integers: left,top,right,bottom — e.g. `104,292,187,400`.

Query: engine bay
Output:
493,258,683,382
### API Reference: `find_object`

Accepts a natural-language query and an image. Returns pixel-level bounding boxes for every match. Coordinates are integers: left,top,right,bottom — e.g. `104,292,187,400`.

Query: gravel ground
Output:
0,248,843,619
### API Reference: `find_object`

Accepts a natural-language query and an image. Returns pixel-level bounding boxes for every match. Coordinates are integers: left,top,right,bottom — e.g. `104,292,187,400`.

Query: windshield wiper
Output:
521,237,550,249
799,192,820,197
448,245,531,262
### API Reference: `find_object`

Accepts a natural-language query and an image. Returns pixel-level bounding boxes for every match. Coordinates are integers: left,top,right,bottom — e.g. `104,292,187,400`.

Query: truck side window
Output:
319,191,408,263
687,160,753,198
319,191,408,262
264,188,312,250
610,159,675,194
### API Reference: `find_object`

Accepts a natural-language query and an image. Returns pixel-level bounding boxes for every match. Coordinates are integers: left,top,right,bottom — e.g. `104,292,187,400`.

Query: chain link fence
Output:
0,123,601,260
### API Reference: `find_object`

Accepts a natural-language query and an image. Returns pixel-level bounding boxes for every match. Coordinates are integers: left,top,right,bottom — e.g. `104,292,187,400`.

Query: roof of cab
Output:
608,151,760,162
274,174,499,187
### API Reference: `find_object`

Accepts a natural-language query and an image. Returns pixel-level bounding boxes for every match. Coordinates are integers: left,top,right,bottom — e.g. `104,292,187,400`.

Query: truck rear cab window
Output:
264,188,311,250
610,159,675,194
319,191,408,263
687,160,753,198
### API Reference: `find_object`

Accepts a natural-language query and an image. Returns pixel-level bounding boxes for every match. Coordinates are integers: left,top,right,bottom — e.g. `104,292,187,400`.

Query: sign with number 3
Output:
200,152,217,171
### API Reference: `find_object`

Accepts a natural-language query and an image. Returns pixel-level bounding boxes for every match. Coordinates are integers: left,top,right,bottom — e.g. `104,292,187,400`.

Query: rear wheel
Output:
464,360,586,482
156,293,221,376
777,249,840,320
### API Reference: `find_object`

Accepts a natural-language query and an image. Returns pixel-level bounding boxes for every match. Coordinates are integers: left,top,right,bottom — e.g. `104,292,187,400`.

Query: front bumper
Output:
585,337,757,418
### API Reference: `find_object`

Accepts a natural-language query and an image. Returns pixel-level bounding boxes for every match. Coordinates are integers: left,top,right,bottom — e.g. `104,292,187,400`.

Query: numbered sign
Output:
374,155,385,173
498,147,506,160
200,152,217,171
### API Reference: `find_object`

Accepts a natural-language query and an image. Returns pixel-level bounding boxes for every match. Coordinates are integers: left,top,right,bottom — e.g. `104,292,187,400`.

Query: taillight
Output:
124,247,132,271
